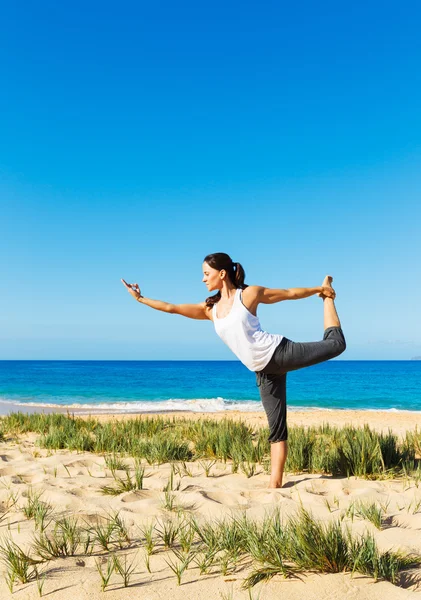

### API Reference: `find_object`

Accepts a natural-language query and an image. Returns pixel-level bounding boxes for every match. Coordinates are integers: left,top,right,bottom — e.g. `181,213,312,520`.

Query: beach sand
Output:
0,409,420,598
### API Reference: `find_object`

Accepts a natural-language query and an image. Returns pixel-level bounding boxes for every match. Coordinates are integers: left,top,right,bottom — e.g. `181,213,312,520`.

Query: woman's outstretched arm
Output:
258,285,335,304
121,279,209,320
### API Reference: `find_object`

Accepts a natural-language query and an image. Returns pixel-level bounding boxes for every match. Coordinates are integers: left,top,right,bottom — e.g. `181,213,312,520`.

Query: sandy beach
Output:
0,409,420,599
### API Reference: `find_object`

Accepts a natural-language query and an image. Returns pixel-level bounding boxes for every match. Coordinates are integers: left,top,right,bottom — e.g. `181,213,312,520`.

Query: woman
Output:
121,252,346,488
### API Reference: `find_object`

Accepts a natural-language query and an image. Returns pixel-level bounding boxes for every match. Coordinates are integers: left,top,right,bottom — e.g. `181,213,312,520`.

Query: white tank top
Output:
212,288,283,372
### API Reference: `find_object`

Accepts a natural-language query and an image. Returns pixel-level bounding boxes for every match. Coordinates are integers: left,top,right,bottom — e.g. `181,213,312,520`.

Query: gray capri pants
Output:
255,326,346,443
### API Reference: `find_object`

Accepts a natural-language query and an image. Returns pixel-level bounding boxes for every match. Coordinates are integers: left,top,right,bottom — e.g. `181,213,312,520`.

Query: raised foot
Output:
318,274,334,298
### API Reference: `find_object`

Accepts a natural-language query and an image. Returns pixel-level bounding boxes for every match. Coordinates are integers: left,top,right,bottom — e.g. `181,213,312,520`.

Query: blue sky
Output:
1,1,420,360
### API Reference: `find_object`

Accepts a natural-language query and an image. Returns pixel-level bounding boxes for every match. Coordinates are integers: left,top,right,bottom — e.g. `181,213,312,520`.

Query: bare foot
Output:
268,480,283,489
318,275,333,298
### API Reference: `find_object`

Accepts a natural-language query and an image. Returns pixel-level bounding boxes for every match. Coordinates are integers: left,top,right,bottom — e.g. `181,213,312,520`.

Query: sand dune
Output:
0,412,420,598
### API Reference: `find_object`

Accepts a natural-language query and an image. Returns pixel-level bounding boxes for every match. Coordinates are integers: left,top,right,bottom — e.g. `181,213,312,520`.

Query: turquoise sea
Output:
0,360,420,414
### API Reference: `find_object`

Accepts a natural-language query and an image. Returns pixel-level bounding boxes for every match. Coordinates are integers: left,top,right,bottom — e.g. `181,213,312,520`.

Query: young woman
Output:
121,252,346,488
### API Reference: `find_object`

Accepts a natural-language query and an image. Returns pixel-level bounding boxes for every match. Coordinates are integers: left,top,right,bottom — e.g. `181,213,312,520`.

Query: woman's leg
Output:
257,373,288,488
270,441,288,488
321,275,341,330
256,276,346,488
275,276,346,373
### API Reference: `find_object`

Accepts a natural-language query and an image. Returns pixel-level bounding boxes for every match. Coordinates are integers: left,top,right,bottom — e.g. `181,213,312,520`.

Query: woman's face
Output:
202,262,224,292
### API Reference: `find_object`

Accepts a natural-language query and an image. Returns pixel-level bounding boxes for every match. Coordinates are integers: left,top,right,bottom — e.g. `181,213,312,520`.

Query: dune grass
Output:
346,499,384,529
0,537,43,585
1,413,421,593
1,496,420,593
101,462,146,496
240,506,421,588
33,516,83,559
1,412,420,480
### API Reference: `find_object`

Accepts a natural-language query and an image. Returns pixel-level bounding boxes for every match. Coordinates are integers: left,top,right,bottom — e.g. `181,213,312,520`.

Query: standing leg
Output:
269,441,288,488
255,276,346,489
256,373,289,488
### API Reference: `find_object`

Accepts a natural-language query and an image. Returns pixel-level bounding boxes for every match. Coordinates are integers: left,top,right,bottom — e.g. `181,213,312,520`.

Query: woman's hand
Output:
319,286,336,299
121,278,143,301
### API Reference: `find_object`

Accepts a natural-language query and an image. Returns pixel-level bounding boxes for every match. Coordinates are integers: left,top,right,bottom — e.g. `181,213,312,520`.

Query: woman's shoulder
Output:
241,285,263,315
241,285,263,301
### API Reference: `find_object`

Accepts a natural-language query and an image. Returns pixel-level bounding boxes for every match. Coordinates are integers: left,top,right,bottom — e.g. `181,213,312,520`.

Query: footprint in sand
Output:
0,467,16,477
121,491,156,503
66,459,99,469
198,490,248,506
245,490,292,504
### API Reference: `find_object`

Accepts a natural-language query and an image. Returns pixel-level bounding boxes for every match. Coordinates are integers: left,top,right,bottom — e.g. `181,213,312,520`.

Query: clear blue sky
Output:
1,1,420,360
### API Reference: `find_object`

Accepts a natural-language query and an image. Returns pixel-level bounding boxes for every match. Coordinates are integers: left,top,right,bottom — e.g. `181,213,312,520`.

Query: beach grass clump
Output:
217,516,249,558
101,463,145,496
160,490,183,512
33,516,83,559
338,426,388,477
104,453,128,474
284,423,413,478
155,517,179,549
95,555,115,591
139,521,158,555
188,418,257,463
22,488,52,522
93,417,178,455
113,553,137,587
254,430,271,463
240,461,257,478
37,424,95,453
21,488,53,532
219,549,239,575
1,412,74,436
348,530,420,584
285,507,350,572
32,501,53,533
239,506,421,589
193,549,217,574
198,459,217,477
165,547,195,585
135,434,193,465
309,430,342,474
285,426,314,473
402,459,421,488
346,500,384,529
243,543,292,587
172,461,193,477
337,426,413,478
403,427,421,458
0,537,42,585
177,516,196,553
162,468,181,491
191,514,249,562
86,512,130,552
192,517,222,555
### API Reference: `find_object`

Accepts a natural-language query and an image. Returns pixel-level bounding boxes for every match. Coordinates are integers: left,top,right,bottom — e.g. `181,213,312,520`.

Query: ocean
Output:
0,360,420,414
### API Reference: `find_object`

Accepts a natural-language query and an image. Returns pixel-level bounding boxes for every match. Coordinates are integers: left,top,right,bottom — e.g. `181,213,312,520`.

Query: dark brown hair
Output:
203,252,248,308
